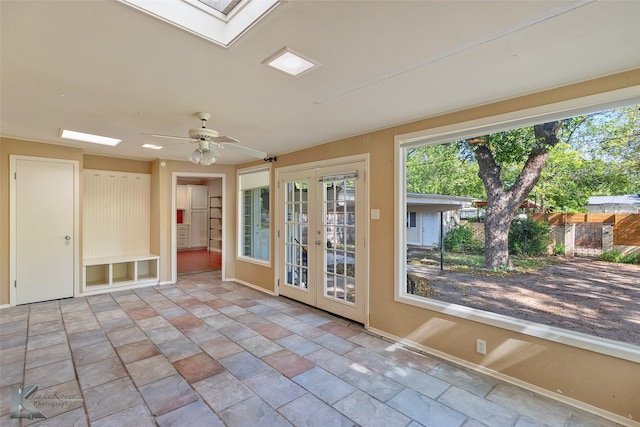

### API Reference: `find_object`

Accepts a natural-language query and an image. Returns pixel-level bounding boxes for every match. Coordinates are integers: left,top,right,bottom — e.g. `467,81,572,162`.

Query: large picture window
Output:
238,167,270,263
395,96,640,361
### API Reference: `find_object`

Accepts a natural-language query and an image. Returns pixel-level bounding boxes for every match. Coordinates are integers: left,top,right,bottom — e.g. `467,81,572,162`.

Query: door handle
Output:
65,235,71,240
315,240,322,245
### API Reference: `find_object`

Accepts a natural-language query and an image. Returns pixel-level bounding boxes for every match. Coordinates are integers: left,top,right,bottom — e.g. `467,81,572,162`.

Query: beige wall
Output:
234,69,640,422
1,70,639,421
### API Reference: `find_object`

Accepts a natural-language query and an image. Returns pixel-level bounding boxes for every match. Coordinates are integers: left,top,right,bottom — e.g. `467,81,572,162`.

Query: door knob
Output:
65,235,71,240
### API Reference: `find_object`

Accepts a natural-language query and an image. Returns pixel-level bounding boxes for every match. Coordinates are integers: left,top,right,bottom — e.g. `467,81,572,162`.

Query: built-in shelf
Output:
209,196,222,251
83,254,159,293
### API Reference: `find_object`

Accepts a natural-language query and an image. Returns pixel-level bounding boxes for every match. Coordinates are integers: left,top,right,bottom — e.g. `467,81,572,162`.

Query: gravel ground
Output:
407,256,640,346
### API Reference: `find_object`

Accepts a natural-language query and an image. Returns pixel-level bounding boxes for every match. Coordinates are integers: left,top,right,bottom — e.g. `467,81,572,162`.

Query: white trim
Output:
9,155,80,306
78,280,159,297
172,172,226,283
0,304,12,310
118,0,279,48
367,327,638,427
399,294,639,363
394,86,640,362
236,164,272,266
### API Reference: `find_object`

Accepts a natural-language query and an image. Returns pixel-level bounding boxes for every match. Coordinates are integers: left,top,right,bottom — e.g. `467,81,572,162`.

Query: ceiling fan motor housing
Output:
189,127,219,140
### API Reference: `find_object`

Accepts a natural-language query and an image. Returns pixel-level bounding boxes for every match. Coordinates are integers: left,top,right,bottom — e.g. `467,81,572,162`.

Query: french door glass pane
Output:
323,179,356,304
284,181,308,289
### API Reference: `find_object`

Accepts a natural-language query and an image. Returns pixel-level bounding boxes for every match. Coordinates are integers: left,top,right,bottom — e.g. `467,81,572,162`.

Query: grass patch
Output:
408,247,558,276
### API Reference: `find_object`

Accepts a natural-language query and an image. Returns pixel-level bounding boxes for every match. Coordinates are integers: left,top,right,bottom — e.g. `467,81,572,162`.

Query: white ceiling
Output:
2,1,639,165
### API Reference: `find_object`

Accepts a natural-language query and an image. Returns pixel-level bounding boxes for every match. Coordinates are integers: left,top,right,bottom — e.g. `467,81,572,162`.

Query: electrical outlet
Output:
476,339,487,355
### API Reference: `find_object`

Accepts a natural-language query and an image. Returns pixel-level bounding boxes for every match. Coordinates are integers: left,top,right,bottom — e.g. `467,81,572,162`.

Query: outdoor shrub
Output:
509,218,550,256
601,250,640,265
600,250,623,263
553,244,565,255
621,252,640,265
444,225,481,253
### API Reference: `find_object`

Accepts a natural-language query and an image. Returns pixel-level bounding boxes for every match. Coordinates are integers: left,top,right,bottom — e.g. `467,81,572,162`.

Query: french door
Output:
278,161,368,323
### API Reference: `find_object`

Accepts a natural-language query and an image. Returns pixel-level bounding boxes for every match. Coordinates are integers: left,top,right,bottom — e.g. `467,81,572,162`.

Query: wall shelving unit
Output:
209,196,222,251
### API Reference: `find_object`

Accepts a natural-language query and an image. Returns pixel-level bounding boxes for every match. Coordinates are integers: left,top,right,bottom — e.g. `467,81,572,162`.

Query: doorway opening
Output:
172,173,225,280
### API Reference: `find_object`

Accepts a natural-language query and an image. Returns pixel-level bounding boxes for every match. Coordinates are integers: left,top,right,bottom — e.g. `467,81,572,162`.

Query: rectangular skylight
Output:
197,0,241,15
142,143,163,150
60,129,122,146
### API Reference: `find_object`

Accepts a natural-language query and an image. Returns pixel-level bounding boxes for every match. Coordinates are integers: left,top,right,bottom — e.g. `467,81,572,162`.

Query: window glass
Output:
238,168,270,262
398,103,640,349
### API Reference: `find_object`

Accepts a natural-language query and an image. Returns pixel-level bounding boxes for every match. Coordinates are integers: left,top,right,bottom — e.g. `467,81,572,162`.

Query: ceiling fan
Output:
149,112,267,165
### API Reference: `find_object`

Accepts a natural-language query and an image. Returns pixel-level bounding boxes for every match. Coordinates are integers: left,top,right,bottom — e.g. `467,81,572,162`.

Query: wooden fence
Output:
530,213,640,246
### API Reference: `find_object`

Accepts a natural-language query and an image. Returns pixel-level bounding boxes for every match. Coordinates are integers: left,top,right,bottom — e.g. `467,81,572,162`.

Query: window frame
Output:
394,89,640,363
237,165,271,266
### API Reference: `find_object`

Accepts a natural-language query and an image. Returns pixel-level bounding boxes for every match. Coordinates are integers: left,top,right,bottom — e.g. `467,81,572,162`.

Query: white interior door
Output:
13,157,76,304
279,161,368,323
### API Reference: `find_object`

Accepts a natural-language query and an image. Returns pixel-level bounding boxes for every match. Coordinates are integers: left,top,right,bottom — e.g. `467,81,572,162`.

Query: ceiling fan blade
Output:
145,133,195,142
220,142,267,158
211,135,240,144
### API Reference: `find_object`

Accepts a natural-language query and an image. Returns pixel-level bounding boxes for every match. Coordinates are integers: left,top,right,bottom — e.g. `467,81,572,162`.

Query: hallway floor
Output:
0,272,624,426
177,249,221,275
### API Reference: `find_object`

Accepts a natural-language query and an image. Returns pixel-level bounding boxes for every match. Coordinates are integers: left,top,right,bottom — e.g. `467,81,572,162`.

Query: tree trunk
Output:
484,200,514,269
473,121,561,269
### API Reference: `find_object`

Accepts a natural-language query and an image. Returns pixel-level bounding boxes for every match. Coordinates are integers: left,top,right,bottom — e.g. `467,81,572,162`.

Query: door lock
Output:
315,240,322,245
65,235,71,240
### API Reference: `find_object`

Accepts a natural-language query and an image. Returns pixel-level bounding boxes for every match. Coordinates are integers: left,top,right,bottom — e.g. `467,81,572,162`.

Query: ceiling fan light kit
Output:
190,140,218,165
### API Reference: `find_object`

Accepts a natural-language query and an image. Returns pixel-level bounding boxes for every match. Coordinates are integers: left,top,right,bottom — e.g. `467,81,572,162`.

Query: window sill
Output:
395,293,640,363
236,255,271,268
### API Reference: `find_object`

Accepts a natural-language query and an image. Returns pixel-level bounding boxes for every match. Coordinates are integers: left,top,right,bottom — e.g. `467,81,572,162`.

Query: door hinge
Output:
14,280,17,288
14,172,17,180
277,230,280,238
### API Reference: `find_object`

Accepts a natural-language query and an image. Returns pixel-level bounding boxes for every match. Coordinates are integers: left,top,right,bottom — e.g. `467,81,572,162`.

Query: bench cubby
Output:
83,254,159,293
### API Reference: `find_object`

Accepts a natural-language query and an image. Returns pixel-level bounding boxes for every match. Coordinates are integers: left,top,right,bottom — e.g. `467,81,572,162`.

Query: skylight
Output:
60,129,121,146
119,0,280,48
197,0,242,15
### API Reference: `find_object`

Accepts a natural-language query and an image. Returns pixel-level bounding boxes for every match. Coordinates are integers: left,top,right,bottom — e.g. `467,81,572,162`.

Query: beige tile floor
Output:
0,271,624,426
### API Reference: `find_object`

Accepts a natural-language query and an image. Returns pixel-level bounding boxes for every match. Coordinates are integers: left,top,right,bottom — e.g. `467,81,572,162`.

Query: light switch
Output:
371,209,380,220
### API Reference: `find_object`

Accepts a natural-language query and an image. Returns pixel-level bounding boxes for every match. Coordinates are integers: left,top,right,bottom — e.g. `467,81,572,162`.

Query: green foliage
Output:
405,104,639,212
406,143,484,198
553,244,565,255
508,218,550,256
600,250,640,265
443,225,482,253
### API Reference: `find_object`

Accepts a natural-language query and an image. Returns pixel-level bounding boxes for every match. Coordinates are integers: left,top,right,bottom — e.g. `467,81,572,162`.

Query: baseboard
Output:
0,304,12,309
225,277,275,296
367,327,638,427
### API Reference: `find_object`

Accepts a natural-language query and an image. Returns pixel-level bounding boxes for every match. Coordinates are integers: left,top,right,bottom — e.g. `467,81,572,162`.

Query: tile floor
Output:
0,271,624,426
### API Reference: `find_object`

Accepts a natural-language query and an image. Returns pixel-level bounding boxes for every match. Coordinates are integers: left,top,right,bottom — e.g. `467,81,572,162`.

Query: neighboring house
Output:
406,193,473,247
585,194,640,213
